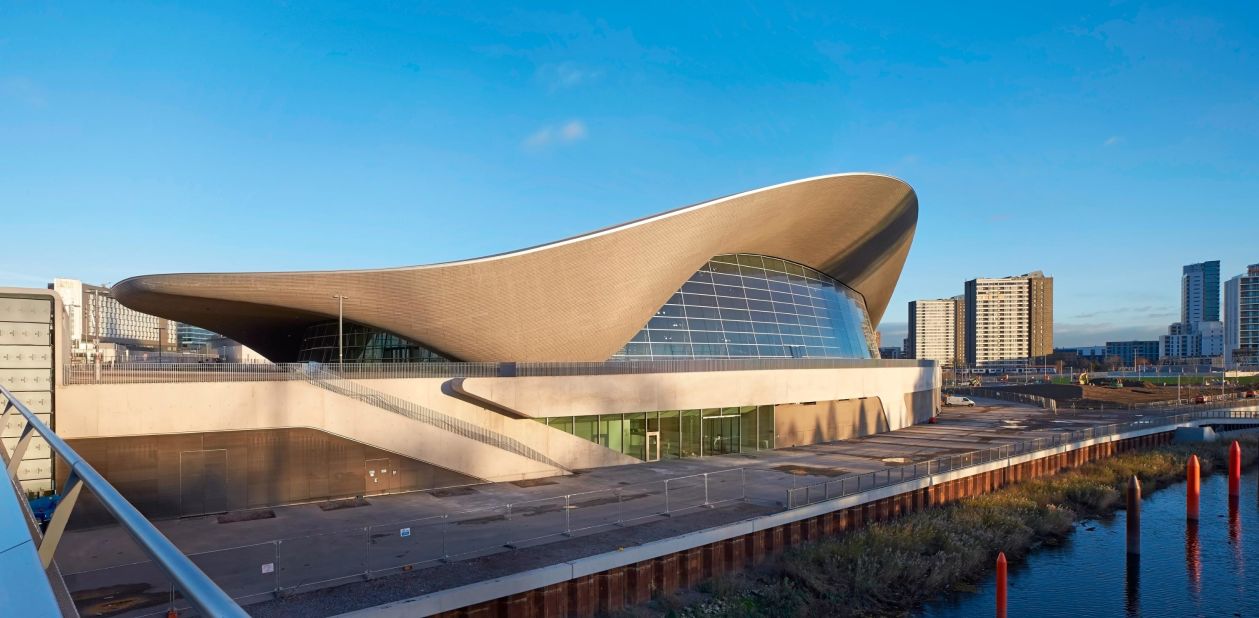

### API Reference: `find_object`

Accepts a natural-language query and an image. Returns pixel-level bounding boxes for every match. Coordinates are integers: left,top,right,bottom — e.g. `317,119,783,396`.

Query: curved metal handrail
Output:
0,383,247,617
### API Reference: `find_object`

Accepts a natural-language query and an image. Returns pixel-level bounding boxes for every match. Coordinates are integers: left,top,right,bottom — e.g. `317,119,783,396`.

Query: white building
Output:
50,278,178,355
1224,264,1259,367
1162,260,1224,364
907,296,962,365
964,273,1052,367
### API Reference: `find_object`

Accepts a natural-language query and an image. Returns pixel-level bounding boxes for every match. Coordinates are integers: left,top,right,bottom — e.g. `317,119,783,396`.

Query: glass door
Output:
645,432,661,462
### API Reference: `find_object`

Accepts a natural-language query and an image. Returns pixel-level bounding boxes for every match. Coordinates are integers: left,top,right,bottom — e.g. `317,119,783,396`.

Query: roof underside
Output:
114,173,918,362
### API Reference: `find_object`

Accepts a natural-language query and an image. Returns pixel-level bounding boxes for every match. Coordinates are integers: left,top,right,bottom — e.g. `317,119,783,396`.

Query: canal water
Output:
921,468,1258,617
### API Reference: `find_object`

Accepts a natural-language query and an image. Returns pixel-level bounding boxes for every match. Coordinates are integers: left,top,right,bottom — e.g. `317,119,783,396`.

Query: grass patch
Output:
649,437,1257,618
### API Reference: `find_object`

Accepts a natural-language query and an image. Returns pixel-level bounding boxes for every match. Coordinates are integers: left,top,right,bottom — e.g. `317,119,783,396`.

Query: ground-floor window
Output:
535,405,775,461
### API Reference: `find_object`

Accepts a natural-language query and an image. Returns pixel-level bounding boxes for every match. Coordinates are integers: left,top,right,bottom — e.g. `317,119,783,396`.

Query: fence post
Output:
441,514,450,562
362,526,370,580
664,480,671,515
703,473,711,508
272,540,280,597
564,494,572,536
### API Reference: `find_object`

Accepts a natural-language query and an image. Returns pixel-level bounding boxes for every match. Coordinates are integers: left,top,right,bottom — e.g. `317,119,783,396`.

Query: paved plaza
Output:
57,399,1168,616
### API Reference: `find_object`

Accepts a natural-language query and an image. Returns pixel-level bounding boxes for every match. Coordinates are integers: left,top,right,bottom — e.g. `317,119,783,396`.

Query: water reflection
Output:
1125,553,1140,617
1185,521,1200,600
920,470,1257,618
1229,496,1243,580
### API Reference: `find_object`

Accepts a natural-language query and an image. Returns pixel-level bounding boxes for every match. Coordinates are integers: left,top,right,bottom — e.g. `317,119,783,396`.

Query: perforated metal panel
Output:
0,294,56,495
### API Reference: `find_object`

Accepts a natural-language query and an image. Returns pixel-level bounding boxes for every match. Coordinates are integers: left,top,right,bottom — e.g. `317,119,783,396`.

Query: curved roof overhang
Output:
114,173,918,362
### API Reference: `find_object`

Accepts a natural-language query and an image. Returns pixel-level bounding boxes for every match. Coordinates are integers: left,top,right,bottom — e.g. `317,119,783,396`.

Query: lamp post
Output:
154,324,166,362
332,295,350,365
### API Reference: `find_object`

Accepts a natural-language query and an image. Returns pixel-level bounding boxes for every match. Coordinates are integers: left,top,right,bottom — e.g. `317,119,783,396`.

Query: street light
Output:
332,295,350,364
154,324,166,362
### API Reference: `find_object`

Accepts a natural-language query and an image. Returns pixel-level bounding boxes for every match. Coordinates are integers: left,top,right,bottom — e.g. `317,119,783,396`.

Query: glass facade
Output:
613,254,878,360
536,406,775,460
296,321,451,363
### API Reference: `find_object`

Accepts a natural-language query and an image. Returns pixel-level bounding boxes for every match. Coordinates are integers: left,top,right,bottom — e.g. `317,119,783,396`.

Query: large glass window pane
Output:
623,413,646,459
613,254,876,360
659,410,681,459
739,406,758,451
574,415,597,443
758,405,775,450
681,410,702,457
601,414,624,453
549,416,573,435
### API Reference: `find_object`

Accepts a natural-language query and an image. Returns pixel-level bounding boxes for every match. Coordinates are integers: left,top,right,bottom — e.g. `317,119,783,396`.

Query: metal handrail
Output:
0,384,247,618
64,357,938,384
784,401,1259,509
294,364,569,471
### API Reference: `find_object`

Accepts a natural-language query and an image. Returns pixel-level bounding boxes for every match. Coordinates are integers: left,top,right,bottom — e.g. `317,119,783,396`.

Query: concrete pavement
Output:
56,399,1167,616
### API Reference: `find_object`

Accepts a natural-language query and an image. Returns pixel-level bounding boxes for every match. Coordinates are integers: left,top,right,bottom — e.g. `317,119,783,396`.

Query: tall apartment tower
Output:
1224,264,1259,366
1182,260,1221,324
1162,260,1224,363
1028,272,1054,359
965,272,1054,367
907,296,965,365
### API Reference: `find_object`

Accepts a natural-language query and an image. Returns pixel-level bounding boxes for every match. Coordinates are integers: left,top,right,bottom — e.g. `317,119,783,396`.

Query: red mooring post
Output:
1187,455,1200,521
1228,441,1242,498
996,552,1007,618
1127,476,1141,556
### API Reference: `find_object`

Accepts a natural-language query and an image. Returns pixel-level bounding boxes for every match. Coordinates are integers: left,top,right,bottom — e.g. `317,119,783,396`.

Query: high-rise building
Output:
1162,260,1224,363
1181,260,1221,324
1224,264,1259,367
1028,273,1054,359
907,295,964,365
50,278,178,351
964,272,1053,367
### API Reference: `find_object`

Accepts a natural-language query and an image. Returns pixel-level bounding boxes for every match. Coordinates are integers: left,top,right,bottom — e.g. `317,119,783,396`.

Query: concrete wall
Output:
61,428,477,526
55,380,577,484
444,365,939,431
773,398,889,448
54,365,938,499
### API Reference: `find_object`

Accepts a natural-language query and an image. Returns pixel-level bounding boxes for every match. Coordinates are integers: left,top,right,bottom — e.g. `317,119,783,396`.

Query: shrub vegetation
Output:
633,437,1257,618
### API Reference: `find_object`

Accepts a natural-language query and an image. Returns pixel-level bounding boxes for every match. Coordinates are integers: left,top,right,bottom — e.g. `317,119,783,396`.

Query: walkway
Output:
55,400,1193,616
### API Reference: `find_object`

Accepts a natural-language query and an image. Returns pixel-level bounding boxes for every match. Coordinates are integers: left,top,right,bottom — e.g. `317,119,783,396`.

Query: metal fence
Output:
785,404,1259,509
64,357,937,385
52,402,1259,613
951,386,1256,411
57,467,749,615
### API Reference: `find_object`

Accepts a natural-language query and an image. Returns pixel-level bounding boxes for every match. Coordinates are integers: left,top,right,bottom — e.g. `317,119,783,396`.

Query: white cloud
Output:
537,62,603,90
1103,135,1124,146
523,120,588,149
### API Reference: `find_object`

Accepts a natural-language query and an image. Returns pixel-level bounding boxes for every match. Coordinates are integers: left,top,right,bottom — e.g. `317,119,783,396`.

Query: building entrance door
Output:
365,458,394,495
179,449,228,517
703,414,741,456
645,432,661,462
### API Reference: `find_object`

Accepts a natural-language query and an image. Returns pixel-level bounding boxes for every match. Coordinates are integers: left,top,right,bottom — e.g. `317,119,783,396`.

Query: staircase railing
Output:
0,384,247,617
294,363,568,472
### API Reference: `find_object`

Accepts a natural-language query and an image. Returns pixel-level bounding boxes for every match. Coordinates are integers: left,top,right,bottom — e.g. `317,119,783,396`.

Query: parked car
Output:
1194,395,1206,404
946,396,976,407
1245,390,1257,399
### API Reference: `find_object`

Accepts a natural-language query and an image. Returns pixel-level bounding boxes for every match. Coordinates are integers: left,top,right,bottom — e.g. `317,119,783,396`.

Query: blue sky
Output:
2,2,1257,347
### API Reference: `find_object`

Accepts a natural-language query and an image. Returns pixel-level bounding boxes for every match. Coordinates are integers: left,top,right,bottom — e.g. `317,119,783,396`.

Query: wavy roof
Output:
115,173,917,362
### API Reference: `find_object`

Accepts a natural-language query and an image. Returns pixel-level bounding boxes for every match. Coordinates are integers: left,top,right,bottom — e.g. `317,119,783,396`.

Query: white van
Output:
946,396,976,407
